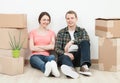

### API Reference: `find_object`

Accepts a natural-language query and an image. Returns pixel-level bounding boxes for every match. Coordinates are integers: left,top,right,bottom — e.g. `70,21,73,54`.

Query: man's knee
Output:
79,40,90,47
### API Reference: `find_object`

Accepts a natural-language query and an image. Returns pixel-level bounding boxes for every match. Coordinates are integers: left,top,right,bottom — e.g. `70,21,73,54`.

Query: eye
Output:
66,18,70,20
42,19,49,22
47,19,50,21
42,19,46,21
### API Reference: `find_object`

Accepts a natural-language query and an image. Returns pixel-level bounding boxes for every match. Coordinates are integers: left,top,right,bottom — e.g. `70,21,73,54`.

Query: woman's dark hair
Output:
38,12,51,24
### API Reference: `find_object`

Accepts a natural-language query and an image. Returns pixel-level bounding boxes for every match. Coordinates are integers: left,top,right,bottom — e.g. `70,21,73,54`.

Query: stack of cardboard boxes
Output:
0,14,28,75
95,18,120,71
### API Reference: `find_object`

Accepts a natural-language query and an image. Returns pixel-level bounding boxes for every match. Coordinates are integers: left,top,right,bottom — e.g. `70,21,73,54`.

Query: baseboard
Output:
91,59,98,64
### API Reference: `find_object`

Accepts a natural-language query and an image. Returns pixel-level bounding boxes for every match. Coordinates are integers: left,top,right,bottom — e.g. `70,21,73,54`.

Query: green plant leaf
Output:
8,31,26,50
8,32,15,50
19,37,26,50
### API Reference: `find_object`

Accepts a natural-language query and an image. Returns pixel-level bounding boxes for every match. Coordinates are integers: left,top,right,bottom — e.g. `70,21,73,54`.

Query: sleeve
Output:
55,31,64,55
50,30,56,39
29,30,34,40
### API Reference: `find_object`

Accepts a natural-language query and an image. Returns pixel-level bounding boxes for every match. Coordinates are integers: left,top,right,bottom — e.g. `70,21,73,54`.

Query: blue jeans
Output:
30,54,55,73
57,40,91,67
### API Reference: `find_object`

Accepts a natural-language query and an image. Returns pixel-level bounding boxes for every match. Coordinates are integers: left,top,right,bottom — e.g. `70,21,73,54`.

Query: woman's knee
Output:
30,55,38,62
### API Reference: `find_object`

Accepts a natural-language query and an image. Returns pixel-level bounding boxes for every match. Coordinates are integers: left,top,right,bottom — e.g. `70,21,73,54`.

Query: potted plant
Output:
9,31,26,58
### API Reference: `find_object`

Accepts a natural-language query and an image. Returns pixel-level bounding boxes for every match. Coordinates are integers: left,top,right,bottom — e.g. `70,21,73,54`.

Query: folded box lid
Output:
96,18,120,20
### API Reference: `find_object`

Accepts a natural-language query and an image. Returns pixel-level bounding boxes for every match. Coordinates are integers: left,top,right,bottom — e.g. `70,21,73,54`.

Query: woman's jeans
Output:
57,40,91,67
30,54,55,73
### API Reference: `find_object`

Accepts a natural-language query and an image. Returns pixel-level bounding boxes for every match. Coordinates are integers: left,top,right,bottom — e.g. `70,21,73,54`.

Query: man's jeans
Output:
30,54,55,73
57,40,91,67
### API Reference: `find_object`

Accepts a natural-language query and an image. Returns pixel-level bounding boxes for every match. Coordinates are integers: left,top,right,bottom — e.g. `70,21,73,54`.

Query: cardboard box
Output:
0,28,28,49
0,49,29,58
98,38,120,71
0,14,27,28
95,18,120,38
0,56,24,75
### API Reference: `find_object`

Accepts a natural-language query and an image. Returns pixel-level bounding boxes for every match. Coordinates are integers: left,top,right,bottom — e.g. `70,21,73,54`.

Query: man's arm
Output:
74,28,90,44
55,32,64,55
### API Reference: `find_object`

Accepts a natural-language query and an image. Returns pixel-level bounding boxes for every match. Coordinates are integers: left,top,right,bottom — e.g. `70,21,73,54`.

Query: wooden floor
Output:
0,64,120,83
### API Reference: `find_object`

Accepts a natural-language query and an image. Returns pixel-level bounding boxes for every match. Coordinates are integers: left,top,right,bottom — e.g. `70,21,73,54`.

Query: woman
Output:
29,12,60,77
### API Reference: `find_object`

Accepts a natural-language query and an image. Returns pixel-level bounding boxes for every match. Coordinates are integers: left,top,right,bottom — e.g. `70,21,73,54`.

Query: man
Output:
55,10,92,79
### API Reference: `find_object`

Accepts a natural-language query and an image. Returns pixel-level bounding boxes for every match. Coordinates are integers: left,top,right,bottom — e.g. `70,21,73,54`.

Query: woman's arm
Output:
29,38,45,52
37,35,55,50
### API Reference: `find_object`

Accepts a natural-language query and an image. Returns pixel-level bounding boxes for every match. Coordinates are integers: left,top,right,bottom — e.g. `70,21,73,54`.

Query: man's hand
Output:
64,40,74,52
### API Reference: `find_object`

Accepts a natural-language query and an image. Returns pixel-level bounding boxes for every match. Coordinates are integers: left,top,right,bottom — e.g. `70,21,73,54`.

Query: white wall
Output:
0,0,120,59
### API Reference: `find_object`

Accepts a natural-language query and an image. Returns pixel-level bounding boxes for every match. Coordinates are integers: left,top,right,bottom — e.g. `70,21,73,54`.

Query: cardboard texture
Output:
0,14,27,28
0,28,28,49
95,18,120,38
0,56,24,75
98,38,120,71
0,49,29,58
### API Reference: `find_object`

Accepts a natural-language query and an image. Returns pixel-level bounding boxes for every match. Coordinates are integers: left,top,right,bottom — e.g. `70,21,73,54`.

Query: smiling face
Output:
40,15,50,28
38,12,51,28
66,13,78,28
65,10,78,29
